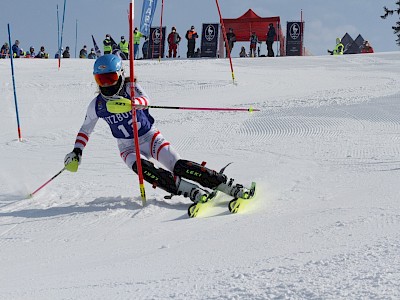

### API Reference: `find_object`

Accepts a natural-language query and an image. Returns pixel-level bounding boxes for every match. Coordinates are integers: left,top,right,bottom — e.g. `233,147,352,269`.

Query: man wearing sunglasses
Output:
64,54,251,204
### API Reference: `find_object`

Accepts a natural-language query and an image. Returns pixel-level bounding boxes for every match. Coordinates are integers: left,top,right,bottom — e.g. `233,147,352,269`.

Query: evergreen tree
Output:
381,1,400,45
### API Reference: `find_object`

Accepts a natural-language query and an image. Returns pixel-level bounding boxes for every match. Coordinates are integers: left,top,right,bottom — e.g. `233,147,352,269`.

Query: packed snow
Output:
1,52,400,299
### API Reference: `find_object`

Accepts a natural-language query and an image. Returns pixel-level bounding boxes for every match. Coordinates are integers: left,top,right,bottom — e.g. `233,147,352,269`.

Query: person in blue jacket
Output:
64,54,252,204
12,40,21,58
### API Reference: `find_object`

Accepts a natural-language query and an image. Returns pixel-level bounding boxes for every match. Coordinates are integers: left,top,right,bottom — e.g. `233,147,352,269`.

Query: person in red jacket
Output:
167,26,181,58
361,40,374,54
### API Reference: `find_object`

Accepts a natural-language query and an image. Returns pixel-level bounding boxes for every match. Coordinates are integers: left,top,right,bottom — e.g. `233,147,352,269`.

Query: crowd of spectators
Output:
1,40,49,59
1,24,375,60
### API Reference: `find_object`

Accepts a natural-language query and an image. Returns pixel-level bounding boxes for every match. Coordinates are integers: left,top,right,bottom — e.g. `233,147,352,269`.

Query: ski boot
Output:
217,179,256,213
216,178,252,199
176,178,211,203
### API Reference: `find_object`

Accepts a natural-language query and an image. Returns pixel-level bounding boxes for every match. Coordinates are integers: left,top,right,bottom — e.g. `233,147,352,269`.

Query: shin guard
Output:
173,159,227,189
133,159,178,194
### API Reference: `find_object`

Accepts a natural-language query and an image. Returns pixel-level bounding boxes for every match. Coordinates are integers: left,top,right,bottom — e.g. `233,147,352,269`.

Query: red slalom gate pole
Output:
129,2,147,206
215,0,235,83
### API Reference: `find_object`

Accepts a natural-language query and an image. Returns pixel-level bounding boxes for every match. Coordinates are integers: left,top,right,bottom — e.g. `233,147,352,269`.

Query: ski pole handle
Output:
29,167,66,197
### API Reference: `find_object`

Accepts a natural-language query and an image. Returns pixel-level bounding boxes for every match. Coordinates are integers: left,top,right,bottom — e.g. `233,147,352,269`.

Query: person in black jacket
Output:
185,25,198,58
62,46,71,58
79,45,88,58
266,23,276,57
225,28,236,57
88,48,97,59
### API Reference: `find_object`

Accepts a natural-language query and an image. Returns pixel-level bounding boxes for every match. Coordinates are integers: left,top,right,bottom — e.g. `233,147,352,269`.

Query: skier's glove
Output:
64,148,82,172
132,99,148,110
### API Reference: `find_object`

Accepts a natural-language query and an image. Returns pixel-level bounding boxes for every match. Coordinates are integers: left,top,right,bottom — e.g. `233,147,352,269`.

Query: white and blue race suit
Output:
73,81,181,171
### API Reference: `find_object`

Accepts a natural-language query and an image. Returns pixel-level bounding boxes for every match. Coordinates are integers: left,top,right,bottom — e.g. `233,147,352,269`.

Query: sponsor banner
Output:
140,0,158,37
200,23,219,58
149,27,166,58
286,21,304,56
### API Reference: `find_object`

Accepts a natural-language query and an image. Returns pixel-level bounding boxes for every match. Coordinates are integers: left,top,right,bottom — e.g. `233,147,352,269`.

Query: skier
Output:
64,54,252,204
327,38,344,55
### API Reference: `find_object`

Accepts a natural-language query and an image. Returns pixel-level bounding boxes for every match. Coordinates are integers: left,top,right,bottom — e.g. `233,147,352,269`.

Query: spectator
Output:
185,25,198,58
250,32,259,57
1,42,10,58
327,38,344,55
118,36,129,60
79,45,88,58
27,46,36,58
134,27,145,59
167,26,181,58
12,40,21,58
361,40,374,54
142,37,149,59
266,23,276,57
88,48,97,59
36,46,48,59
63,46,71,58
239,46,247,57
225,28,236,57
103,34,112,54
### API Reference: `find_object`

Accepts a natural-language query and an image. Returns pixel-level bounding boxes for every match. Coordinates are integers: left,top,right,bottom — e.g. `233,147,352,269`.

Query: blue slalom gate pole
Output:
57,4,60,54
75,19,78,58
58,0,67,68
7,23,23,142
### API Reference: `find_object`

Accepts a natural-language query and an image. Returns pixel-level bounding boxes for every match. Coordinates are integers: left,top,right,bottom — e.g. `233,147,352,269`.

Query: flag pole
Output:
158,0,164,61
7,23,23,142
129,2,147,206
215,0,235,84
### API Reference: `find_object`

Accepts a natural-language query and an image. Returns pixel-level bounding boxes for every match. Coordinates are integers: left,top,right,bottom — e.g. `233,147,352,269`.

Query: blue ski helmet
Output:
93,54,125,97
93,54,122,75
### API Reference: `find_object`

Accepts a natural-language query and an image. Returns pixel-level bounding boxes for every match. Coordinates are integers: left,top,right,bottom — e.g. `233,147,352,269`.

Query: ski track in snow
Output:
1,53,400,299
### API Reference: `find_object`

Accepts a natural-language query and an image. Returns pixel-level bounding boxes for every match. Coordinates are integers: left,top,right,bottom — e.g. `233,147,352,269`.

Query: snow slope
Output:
1,52,400,299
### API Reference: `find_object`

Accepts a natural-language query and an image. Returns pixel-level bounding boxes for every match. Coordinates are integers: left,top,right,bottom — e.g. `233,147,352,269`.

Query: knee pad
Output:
173,159,227,189
133,159,178,194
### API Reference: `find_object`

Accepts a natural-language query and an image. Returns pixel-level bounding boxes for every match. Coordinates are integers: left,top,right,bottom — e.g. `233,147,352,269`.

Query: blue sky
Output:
1,0,399,57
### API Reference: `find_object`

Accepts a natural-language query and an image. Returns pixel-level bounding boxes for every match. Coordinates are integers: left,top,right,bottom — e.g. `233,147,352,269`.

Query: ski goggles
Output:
94,72,120,87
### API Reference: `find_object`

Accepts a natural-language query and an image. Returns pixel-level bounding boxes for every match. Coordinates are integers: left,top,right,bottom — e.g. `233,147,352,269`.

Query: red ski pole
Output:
29,168,66,197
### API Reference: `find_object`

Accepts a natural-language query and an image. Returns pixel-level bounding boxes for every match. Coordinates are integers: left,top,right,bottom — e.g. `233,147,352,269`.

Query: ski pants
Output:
169,44,178,58
118,126,181,172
